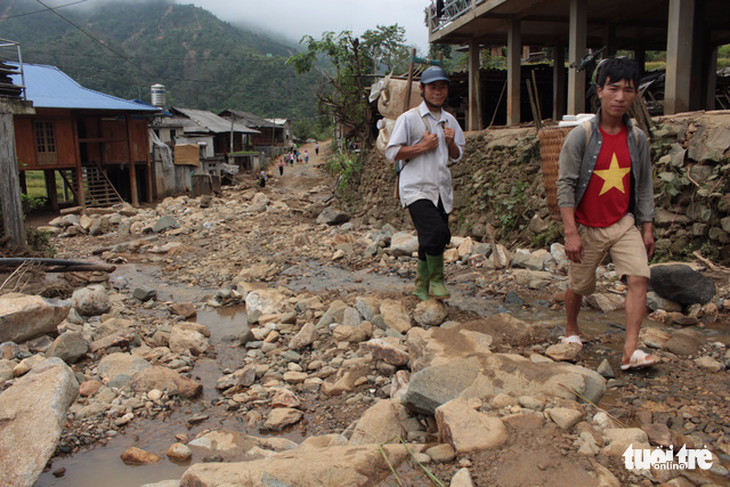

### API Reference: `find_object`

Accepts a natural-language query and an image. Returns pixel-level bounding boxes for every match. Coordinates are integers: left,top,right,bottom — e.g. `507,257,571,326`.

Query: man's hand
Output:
444,126,455,146
565,232,584,263
420,129,439,152
642,223,655,258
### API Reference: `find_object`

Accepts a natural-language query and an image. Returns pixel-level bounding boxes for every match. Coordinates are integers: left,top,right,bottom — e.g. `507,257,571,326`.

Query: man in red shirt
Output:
556,58,657,370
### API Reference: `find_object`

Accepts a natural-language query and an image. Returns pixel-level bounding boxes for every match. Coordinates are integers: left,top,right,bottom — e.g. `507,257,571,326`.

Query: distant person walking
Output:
304,149,309,163
278,158,284,176
315,142,319,156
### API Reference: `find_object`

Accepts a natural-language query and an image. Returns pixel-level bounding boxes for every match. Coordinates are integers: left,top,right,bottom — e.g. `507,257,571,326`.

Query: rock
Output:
663,329,706,356
271,389,301,408
380,299,411,334
288,323,317,350
547,407,584,430
450,467,475,487
332,324,369,343
511,269,552,289
188,429,297,455
424,443,456,463
0,358,78,487
649,264,716,305
435,397,509,453
152,215,178,233
88,330,137,353
694,356,723,372
585,293,625,313
167,442,192,462
169,326,209,356
131,366,203,398
216,364,257,390
544,343,581,362
264,408,303,430
646,291,682,312
360,338,409,367
596,359,615,379
79,380,102,397
349,398,408,445
45,331,88,364
511,248,545,270
403,357,482,415
601,428,650,456
181,444,410,486
97,353,151,381
403,352,605,416
0,341,19,360
245,288,288,316
640,423,675,448
639,327,671,349
321,359,370,396
317,207,351,225
389,232,419,256
413,299,448,327
169,302,197,318
132,285,157,302
121,446,161,464
0,293,70,343
71,284,112,316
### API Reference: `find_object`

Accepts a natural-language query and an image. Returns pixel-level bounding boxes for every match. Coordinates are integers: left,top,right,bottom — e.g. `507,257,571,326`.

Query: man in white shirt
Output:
385,66,466,300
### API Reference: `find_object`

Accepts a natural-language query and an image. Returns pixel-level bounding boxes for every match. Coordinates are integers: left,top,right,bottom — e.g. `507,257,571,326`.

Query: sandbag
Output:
377,79,421,119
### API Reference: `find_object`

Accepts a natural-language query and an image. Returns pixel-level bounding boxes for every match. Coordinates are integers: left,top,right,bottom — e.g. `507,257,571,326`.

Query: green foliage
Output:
293,117,333,142
288,30,372,145
361,25,411,74
324,149,364,203
2,0,320,118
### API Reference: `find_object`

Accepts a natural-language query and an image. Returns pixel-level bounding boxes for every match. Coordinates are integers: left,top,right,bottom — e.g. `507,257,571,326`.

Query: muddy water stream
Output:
34,262,730,486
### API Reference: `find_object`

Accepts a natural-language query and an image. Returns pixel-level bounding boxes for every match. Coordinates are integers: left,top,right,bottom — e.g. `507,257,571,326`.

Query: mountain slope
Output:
0,0,321,118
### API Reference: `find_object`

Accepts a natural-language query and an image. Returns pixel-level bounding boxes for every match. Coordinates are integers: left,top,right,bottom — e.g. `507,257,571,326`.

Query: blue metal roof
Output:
10,63,159,112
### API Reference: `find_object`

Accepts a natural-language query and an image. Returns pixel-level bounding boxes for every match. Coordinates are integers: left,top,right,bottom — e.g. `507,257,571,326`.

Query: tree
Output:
288,30,371,146
287,25,412,147
361,24,411,74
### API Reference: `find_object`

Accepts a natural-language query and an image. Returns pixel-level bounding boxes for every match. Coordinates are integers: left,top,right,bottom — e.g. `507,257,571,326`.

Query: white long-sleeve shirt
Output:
385,101,465,212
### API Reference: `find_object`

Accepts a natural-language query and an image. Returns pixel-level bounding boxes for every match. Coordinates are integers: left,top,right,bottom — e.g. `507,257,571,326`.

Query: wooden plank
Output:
0,105,27,249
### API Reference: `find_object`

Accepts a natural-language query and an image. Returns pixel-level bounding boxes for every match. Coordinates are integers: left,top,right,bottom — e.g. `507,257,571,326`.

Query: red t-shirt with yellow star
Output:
575,126,631,227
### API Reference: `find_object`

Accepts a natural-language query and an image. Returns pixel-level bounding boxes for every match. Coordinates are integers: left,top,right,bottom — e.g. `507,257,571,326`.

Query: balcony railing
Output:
0,39,26,100
430,0,487,34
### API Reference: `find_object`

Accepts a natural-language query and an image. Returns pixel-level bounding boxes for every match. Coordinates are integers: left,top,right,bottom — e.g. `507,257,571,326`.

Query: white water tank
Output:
151,83,166,107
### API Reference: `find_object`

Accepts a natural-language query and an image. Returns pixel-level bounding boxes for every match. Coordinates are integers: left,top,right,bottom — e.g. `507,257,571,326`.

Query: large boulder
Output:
348,398,408,445
649,264,716,305
0,293,70,343
180,443,410,486
131,366,202,398
403,353,605,415
0,358,78,487
71,284,112,316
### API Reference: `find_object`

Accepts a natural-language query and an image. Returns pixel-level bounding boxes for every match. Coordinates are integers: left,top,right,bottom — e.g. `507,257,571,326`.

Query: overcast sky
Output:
178,0,432,54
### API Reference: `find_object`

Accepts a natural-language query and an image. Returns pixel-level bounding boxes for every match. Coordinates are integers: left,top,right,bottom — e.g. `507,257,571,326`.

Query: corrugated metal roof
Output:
220,109,276,129
9,63,160,112
173,107,259,134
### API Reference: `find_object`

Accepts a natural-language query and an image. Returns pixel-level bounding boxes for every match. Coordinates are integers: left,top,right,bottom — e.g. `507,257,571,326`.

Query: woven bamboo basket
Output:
538,126,573,220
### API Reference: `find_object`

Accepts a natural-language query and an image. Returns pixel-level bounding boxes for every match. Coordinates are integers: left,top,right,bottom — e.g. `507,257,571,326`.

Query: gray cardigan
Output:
555,111,654,225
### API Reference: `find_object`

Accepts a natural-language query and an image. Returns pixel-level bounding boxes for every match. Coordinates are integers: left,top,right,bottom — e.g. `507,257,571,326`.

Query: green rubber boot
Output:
412,259,430,301
426,254,450,300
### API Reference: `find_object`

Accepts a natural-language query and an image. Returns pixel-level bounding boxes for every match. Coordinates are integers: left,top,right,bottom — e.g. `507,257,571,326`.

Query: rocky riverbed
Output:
2,141,730,487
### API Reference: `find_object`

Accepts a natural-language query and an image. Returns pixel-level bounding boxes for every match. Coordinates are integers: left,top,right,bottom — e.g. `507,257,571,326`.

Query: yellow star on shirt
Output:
594,153,630,196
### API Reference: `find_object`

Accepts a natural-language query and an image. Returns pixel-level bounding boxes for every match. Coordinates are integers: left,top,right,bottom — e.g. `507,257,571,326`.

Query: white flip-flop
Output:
620,349,658,371
560,335,583,347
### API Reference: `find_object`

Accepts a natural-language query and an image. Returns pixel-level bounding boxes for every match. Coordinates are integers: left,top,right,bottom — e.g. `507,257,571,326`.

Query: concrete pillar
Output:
553,44,566,120
468,38,483,131
567,0,587,115
665,0,694,114
706,46,718,110
635,48,646,79
507,18,522,125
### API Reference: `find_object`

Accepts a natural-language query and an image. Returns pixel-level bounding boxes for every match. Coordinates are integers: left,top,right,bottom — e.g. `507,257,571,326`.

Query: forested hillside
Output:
0,0,322,118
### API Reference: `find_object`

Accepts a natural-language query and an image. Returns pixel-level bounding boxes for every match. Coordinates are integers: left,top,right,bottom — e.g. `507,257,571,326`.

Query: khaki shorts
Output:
568,214,650,296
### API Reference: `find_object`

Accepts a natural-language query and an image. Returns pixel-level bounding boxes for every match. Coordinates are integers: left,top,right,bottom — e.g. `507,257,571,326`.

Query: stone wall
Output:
348,111,730,264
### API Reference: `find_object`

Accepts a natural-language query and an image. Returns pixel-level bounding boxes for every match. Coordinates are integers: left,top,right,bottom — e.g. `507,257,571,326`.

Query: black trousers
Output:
408,198,451,261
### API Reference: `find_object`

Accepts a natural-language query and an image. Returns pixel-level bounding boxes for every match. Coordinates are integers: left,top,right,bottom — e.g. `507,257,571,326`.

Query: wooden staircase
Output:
59,163,124,207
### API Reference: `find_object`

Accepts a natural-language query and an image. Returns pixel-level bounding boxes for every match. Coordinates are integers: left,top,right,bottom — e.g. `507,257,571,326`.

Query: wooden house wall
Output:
14,112,77,170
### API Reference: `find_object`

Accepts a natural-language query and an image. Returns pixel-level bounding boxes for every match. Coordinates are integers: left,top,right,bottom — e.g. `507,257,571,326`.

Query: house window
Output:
35,121,58,166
